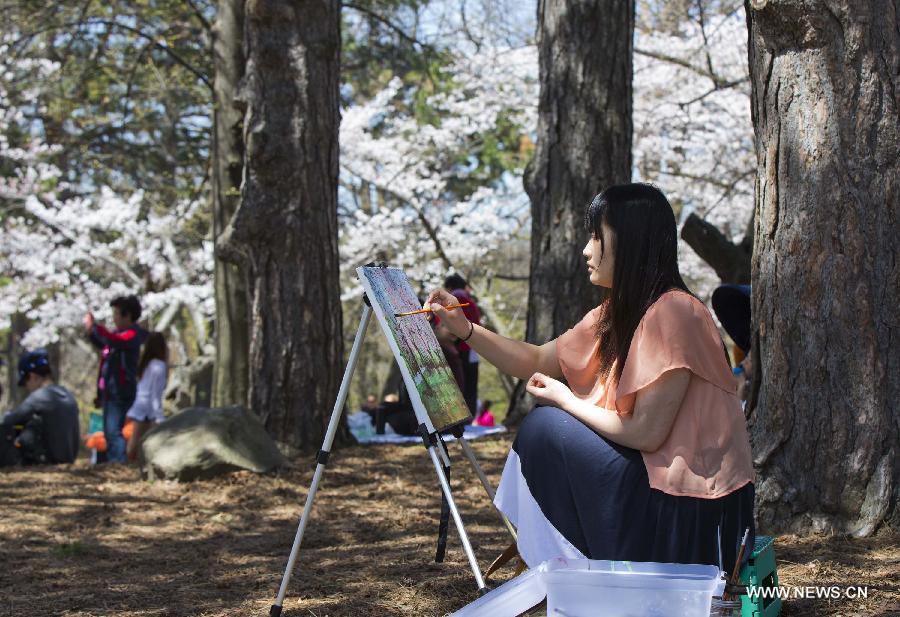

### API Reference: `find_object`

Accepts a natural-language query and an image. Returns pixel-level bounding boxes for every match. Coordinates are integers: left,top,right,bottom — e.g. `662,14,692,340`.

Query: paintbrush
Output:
394,302,470,317
723,527,750,601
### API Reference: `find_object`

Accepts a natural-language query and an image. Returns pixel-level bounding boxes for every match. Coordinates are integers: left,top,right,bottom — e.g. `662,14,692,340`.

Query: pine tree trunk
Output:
506,0,634,424
211,0,250,409
745,0,899,535
224,0,343,451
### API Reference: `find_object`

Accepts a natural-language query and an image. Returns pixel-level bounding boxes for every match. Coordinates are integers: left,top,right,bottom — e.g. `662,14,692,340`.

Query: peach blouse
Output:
555,290,754,498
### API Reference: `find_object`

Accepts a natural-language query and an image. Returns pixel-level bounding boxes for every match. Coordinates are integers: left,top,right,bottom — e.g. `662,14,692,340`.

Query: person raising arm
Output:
84,295,148,463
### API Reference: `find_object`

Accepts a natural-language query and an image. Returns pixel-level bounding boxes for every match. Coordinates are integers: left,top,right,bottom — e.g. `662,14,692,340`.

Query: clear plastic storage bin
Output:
544,559,722,617
452,558,724,617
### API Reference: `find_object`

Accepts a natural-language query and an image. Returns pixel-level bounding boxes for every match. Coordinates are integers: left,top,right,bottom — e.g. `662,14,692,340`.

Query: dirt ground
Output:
1,433,897,617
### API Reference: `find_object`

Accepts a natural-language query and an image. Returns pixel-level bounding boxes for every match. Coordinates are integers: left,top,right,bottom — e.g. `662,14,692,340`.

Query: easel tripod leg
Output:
427,445,487,591
270,306,373,617
270,462,326,617
435,463,452,563
457,437,517,542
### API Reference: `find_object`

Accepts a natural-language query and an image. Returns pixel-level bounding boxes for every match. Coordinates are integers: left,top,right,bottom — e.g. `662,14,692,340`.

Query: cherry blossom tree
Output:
1,2,756,412
633,4,755,298
338,4,754,301
1,190,213,348
338,46,538,293
0,38,213,353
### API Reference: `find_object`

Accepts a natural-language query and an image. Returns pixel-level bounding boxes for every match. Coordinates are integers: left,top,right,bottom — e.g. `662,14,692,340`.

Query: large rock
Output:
140,406,287,481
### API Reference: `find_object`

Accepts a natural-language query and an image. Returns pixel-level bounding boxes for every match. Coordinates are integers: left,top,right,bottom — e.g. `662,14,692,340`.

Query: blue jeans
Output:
103,399,131,463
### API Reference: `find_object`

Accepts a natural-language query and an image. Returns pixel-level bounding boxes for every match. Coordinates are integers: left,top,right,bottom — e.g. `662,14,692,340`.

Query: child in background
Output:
125,332,168,462
473,399,496,427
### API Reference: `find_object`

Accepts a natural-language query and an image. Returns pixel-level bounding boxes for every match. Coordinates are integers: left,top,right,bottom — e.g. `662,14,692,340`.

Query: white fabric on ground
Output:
494,448,586,567
347,412,506,444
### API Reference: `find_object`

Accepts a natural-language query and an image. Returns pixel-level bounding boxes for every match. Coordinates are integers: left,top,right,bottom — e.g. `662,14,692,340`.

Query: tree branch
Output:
680,213,751,283
491,272,529,281
655,167,753,194
695,0,717,82
635,47,715,80
185,0,213,34
677,77,749,107
635,47,747,93
13,18,212,91
342,1,438,55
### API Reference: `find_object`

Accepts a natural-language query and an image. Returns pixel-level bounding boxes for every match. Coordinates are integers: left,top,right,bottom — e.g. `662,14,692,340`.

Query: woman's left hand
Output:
526,372,573,409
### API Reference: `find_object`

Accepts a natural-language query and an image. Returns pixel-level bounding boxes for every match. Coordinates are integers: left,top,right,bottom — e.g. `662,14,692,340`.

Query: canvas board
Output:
357,265,473,433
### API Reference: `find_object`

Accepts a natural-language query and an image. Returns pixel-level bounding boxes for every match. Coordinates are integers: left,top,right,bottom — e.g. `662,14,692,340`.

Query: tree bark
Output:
506,0,634,424
4,313,29,406
211,0,250,409
745,0,899,535
224,0,343,451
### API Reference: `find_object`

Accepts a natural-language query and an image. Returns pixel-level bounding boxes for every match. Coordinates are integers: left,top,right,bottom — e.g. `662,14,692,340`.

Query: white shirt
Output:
126,359,167,423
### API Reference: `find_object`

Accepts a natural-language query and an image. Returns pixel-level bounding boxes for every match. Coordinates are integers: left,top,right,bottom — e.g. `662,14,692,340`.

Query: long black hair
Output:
138,331,169,379
585,183,691,381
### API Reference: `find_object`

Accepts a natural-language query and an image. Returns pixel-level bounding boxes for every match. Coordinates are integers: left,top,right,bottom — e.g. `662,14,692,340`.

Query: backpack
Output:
0,414,49,466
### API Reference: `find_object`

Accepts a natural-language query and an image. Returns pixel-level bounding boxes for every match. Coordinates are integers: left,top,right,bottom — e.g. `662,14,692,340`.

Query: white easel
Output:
268,266,515,617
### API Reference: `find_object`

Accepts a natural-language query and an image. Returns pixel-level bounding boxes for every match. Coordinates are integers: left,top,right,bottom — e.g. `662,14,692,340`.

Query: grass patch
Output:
54,541,87,557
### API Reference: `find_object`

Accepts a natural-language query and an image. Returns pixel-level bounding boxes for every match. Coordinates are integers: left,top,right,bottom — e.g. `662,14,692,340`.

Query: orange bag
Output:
84,431,107,452
122,418,134,441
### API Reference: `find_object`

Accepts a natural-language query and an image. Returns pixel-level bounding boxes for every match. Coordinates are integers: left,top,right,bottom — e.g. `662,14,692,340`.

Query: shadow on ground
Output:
0,434,896,616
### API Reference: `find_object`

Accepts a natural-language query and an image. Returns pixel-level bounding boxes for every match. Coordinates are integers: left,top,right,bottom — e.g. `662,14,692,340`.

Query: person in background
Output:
0,349,79,465
85,295,148,463
433,315,466,394
443,274,481,416
361,394,378,415
125,331,168,462
473,399,496,427
711,284,752,403
360,393,380,427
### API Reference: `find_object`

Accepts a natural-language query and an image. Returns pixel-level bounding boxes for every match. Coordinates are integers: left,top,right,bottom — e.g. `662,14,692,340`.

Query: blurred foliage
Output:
342,0,532,202
342,0,448,102
3,0,214,210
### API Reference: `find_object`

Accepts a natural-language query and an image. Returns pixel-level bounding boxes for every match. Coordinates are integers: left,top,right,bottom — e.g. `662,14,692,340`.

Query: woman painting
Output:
426,183,754,573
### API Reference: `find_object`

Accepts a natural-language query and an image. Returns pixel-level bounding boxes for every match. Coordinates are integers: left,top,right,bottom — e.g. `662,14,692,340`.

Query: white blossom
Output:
339,45,538,292
3,5,755,348
633,10,755,298
338,7,754,300
0,37,213,348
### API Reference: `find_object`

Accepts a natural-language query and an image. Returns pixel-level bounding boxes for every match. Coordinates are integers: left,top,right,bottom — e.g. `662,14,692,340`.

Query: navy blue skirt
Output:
496,406,755,574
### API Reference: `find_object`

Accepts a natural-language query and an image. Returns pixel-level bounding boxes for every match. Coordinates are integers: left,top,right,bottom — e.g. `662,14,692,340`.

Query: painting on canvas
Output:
357,265,472,432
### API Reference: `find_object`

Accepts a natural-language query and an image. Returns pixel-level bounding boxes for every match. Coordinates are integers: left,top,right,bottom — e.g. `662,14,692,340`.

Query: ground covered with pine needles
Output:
1,433,897,616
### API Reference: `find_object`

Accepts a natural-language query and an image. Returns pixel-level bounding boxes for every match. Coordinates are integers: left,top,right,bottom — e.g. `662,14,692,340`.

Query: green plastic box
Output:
739,535,781,617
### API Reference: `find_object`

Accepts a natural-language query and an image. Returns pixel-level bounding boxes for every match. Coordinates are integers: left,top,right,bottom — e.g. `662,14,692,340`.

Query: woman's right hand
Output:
424,288,470,338
425,288,564,381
